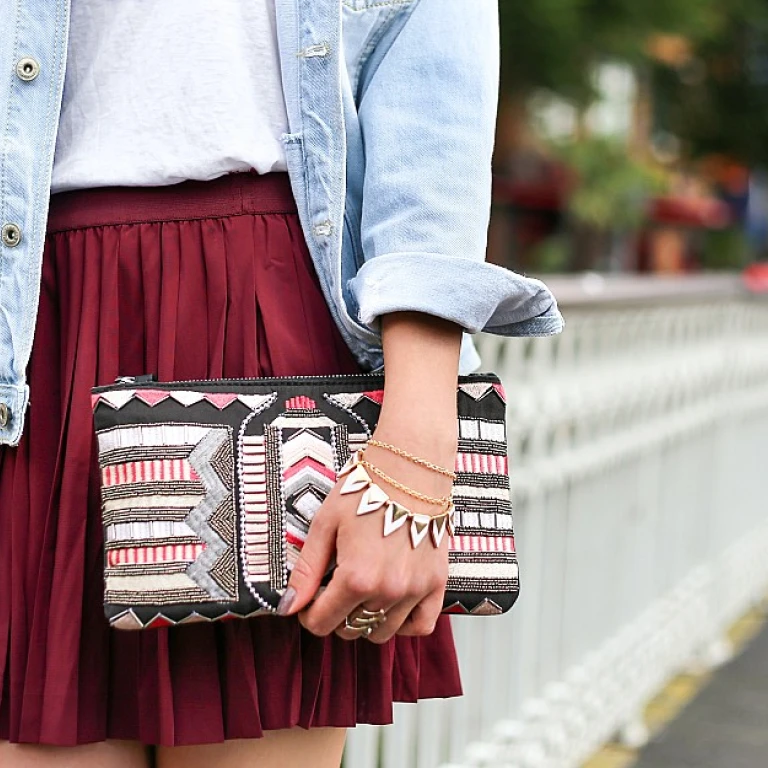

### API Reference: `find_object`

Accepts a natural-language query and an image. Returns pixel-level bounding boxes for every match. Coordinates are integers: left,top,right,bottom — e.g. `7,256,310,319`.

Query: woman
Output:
0,1,562,767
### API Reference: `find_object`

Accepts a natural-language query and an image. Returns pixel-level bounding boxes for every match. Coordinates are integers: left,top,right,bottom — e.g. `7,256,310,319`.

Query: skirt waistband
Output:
47,171,296,233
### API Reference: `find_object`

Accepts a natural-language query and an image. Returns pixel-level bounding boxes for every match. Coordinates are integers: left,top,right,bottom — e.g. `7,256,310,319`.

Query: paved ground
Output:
633,623,768,768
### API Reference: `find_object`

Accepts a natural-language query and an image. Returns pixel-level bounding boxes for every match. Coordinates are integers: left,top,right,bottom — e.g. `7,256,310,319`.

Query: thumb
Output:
276,516,336,616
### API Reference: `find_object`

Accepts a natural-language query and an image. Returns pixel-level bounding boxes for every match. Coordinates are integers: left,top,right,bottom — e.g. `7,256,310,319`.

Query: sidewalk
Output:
633,621,768,768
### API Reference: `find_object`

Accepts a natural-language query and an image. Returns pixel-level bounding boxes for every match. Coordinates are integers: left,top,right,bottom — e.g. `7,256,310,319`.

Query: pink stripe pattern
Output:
455,453,509,475
107,543,205,567
102,459,200,487
285,396,316,410
449,535,516,553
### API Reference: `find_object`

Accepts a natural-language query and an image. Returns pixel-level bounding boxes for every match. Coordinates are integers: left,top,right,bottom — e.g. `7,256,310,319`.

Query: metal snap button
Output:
299,43,331,59
1,223,21,247
15,57,40,82
0,403,9,429
313,220,333,238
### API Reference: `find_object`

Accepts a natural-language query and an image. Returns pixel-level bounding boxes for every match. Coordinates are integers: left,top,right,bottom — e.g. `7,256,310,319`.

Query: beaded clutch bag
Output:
91,373,519,629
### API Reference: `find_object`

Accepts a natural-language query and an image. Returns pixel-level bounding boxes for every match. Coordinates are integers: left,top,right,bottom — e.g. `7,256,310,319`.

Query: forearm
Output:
373,312,462,471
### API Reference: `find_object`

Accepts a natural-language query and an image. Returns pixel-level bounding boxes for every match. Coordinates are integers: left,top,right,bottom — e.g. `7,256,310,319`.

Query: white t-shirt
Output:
51,0,289,193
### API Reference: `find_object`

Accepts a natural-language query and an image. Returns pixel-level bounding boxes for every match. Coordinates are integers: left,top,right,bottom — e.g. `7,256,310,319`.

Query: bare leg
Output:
157,728,347,768
0,741,151,768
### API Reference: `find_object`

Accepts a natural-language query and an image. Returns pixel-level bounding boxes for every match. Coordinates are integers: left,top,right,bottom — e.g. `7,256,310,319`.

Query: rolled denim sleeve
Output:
348,0,563,338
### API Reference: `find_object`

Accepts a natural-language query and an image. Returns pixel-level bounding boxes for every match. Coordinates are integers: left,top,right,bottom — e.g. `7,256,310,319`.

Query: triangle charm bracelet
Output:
338,451,455,549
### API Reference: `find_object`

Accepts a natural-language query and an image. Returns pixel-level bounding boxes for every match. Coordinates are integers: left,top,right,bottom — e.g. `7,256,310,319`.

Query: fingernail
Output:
277,586,297,616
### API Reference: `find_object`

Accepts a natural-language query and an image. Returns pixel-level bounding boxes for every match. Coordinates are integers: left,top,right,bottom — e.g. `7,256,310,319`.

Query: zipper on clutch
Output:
115,374,157,385
103,371,498,392
100,372,390,393
112,372,381,386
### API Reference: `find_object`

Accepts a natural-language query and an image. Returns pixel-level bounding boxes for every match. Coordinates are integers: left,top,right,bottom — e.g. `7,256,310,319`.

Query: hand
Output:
277,309,462,641
276,421,457,643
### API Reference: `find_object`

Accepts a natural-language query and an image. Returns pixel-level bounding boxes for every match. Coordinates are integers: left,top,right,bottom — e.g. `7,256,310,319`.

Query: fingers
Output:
395,590,444,637
277,514,336,616
301,575,444,640
354,588,443,643
353,599,421,644
334,588,443,643
334,606,390,642
298,567,398,637
313,566,444,642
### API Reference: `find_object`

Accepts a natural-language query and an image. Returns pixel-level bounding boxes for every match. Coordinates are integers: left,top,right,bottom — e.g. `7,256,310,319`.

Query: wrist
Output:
361,437,456,518
371,416,458,471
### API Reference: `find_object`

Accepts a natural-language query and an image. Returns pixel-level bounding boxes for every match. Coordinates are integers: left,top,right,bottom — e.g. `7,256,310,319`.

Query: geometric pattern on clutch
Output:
92,371,520,625
238,396,352,597
264,397,348,589
97,423,237,606
448,405,517,594
92,389,276,412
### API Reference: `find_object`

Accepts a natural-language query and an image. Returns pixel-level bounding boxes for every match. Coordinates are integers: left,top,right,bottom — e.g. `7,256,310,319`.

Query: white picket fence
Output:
344,275,768,768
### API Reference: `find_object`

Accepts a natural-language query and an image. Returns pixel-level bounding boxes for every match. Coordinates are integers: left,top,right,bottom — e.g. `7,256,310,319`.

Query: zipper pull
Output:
114,374,157,385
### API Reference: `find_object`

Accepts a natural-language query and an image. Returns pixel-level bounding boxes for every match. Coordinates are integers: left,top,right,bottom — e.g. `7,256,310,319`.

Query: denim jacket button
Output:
313,220,333,238
0,403,9,428
1,223,21,247
299,43,330,58
15,57,40,81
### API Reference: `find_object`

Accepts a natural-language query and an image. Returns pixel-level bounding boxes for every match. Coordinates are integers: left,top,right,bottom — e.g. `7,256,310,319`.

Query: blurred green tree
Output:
499,0,720,103
652,0,768,166
499,0,768,164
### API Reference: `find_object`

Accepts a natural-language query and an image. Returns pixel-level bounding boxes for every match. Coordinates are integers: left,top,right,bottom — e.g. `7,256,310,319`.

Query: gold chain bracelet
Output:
359,455,452,508
366,439,457,480
339,451,456,548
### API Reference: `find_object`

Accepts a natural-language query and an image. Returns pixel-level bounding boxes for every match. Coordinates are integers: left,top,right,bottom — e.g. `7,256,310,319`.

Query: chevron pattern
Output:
185,428,236,600
280,428,337,562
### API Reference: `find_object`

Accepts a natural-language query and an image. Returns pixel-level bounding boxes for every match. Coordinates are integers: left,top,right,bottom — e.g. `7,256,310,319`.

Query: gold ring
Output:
358,608,387,622
345,607,387,634
344,617,377,635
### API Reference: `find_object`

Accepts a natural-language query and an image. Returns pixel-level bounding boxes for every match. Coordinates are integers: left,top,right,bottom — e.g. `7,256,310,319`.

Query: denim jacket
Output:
0,0,563,446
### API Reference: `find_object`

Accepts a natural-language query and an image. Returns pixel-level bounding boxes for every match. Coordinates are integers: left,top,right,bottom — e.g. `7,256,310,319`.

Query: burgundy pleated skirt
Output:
0,172,461,747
